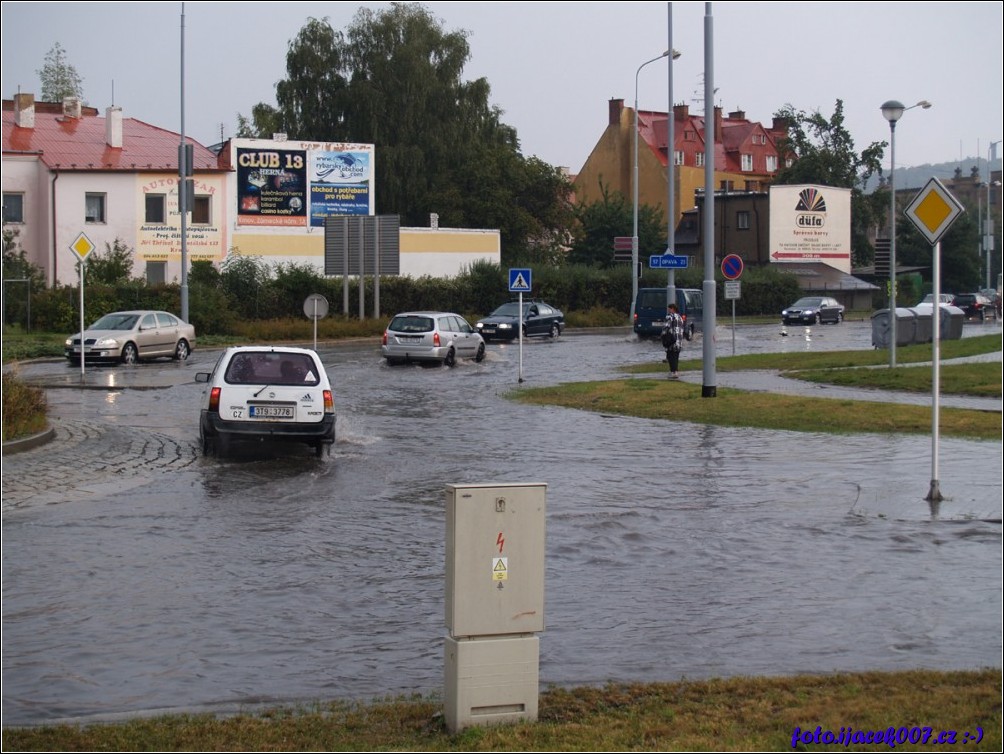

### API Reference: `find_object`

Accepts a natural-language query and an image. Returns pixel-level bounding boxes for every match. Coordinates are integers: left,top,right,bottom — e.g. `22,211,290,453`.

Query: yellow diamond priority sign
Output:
904,177,965,246
69,232,96,262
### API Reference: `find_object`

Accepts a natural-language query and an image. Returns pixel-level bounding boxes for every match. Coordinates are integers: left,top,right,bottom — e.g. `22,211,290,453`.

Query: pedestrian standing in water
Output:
661,302,685,378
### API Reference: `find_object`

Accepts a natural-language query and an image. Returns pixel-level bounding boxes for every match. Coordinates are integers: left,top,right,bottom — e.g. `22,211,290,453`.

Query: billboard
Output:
231,139,374,229
768,185,851,273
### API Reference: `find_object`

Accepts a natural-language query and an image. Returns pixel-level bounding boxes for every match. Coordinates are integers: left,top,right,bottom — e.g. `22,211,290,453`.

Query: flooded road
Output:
3,322,1001,725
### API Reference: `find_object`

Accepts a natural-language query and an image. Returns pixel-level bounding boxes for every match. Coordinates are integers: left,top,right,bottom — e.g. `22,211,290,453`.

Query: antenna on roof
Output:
111,79,115,106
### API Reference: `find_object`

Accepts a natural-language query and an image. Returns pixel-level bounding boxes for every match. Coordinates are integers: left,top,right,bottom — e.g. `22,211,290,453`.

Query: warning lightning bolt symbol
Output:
497,532,504,554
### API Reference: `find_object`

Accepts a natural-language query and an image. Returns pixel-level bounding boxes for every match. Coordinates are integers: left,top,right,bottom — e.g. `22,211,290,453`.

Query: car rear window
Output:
224,352,321,385
389,315,434,333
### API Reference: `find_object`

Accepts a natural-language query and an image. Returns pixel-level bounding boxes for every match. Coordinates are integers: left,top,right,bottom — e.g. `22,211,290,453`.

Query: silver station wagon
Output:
381,311,486,366
196,346,335,457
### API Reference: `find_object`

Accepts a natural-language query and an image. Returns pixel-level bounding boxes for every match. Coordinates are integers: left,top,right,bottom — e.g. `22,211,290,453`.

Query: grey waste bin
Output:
871,308,916,348
938,305,965,340
907,307,933,343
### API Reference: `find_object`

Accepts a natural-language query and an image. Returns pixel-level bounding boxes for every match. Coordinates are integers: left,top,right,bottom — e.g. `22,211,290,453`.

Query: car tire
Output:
814,313,821,325
173,339,190,361
836,312,844,324
549,323,560,338
475,343,485,363
314,442,324,458
121,342,138,365
443,348,456,367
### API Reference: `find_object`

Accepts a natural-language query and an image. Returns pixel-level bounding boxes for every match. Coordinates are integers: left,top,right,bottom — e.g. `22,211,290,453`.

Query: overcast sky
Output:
3,1,1001,176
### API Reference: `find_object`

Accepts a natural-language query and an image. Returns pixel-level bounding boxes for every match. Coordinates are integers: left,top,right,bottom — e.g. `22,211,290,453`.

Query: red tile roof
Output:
2,109,221,172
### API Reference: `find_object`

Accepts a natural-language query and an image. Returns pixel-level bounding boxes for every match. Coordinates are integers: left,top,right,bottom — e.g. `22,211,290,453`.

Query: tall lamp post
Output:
880,99,931,367
632,50,678,327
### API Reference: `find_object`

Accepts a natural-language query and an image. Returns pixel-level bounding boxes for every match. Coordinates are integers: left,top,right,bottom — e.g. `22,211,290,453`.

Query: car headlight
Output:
65,337,73,346
95,337,119,348
498,323,512,329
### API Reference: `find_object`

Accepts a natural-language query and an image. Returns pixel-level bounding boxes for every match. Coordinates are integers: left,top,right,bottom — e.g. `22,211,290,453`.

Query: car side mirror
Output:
195,372,210,383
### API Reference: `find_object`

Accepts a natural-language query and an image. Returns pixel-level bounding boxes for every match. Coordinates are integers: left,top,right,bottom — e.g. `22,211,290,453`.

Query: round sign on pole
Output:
303,294,329,320
721,254,744,280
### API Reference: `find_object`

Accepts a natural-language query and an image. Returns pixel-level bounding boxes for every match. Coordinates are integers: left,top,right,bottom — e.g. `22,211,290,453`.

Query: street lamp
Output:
632,49,681,328
880,98,931,367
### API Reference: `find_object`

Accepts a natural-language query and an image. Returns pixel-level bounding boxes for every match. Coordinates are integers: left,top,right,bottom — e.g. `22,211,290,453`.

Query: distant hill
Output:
863,157,1002,193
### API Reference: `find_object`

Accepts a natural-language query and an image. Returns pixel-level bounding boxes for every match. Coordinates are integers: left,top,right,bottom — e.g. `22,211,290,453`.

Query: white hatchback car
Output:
195,346,335,457
381,311,486,366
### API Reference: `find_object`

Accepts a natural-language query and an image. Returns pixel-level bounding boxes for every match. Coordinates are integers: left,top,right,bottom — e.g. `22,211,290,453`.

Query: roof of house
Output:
780,262,880,291
2,107,221,172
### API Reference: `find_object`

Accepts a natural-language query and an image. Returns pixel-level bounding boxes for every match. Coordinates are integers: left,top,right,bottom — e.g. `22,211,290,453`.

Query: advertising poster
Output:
136,174,225,262
309,150,373,226
236,147,308,226
768,185,851,273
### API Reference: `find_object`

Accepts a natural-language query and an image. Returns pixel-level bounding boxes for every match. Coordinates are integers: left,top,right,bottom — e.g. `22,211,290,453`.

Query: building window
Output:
85,193,106,223
674,150,684,166
146,261,166,285
766,155,778,172
3,193,24,224
737,211,751,230
685,130,695,141
696,153,704,167
785,157,794,169
741,154,753,172
192,195,211,225
145,194,166,224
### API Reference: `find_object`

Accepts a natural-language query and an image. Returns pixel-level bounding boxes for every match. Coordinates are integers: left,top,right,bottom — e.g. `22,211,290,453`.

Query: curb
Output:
2,425,56,455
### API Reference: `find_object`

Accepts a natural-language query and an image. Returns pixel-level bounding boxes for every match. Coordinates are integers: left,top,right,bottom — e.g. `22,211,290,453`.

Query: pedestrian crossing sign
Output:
508,268,532,293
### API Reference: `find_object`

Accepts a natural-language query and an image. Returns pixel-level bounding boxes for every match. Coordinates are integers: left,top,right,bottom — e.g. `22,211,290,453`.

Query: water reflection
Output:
2,322,1000,725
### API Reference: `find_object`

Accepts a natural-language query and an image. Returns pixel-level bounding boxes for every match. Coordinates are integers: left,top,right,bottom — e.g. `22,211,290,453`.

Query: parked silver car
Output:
381,311,486,366
195,346,335,457
65,309,195,364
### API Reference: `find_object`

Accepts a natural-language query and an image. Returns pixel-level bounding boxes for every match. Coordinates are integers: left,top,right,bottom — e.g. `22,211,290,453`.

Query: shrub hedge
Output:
11,259,805,336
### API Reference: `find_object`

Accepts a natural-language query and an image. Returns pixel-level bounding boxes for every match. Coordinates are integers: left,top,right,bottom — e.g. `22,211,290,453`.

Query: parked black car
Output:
781,296,844,325
951,293,992,321
475,300,564,341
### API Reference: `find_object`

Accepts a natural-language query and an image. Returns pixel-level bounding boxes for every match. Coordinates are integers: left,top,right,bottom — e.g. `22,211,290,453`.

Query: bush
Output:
2,371,48,441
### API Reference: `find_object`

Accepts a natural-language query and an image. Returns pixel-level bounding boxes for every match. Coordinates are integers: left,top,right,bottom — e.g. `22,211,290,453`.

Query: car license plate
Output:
654,319,666,327
249,405,294,419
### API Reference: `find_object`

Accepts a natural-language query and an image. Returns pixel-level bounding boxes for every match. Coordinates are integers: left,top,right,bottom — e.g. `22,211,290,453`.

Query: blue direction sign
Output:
649,254,688,269
508,268,532,292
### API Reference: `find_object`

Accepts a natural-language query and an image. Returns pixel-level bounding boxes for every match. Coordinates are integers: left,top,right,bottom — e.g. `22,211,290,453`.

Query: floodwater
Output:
2,322,1001,725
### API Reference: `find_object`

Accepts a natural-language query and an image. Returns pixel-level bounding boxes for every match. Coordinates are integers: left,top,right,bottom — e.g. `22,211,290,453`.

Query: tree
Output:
240,3,570,263
83,239,134,285
37,42,84,102
773,100,886,268
568,181,666,268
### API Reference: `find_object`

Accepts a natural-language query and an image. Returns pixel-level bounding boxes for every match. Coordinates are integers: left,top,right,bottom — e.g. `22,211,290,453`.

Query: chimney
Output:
105,106,123,148
609,98,624,127
728,109,746,121
63,96,82,119
714,106,723,144
673,103,689,120
14,92,35,128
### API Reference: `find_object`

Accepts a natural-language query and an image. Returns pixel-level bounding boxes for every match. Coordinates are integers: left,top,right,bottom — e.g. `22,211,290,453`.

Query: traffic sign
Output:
904,178,965,245
69,232,95,262
509,268,532,292
649,254,688,269
613,236,634,251
303,293,329,320
721,254,744,280
724,280,741,299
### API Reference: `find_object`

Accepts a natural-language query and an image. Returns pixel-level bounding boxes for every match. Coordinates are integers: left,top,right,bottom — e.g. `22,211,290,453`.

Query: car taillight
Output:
323,389,334,414
382,331,387,345
209,387,221,412
433,332,441,347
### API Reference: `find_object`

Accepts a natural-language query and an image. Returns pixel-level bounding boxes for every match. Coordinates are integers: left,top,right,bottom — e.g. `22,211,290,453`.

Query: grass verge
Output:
513,378,999,439
1,369,48,442
3,670,999,752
